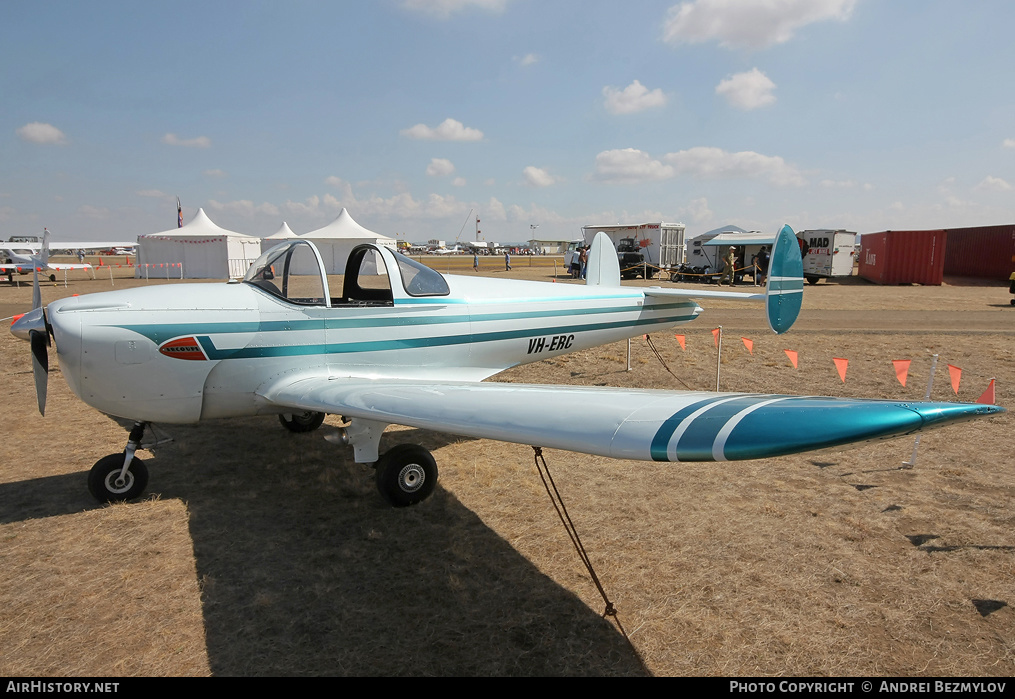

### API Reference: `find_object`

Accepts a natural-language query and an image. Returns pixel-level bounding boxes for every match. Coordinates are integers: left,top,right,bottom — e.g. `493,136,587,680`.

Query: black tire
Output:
375,444,438,507
806,275,820,285
278,411,326,433
88,453,149,503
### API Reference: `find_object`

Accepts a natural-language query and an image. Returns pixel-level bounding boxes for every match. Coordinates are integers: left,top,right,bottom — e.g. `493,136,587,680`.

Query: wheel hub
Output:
398,463,425,493
105,471,134,495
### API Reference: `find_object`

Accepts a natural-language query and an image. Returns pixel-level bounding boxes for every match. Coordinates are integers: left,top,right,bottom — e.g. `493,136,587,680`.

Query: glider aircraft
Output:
10,225,1003,506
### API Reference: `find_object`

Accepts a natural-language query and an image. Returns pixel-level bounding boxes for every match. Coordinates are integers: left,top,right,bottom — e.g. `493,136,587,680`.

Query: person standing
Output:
719,246,737,286
505,250,512,271
473,253,479,272
756,245,770,286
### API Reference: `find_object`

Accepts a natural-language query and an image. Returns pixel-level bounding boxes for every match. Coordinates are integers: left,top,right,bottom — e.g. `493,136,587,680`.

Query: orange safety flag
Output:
784,349,798,368
642,334,648,340
675,334,686,350
976,379,996,405
948,364,962,395
712,328,720,347
741,337,754,355
892,359,911,387
833,357,849,383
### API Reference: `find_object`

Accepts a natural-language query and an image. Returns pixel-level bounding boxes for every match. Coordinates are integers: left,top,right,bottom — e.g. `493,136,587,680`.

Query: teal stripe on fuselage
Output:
194,309,698,360
112,300,693,345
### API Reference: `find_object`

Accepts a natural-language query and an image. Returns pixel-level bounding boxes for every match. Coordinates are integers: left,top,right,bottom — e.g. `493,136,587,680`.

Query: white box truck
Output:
800,229,857,284
573,222,686,279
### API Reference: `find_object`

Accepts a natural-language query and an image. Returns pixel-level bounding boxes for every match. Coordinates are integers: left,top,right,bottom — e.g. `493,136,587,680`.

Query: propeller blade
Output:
32,266,41,310
29,328,49,416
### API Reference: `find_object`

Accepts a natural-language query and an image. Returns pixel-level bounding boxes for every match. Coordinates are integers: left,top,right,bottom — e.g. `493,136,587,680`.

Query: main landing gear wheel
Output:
375,444,438,507
278,410,326,433
88,453,149,503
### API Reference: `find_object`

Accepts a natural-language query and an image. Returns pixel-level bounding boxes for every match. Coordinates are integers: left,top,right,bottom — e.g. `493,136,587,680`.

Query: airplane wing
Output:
260,376,1001,463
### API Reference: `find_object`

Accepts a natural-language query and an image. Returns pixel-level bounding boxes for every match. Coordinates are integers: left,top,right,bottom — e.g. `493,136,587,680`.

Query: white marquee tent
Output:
260,221,300,254
136,208,262,279
299,209,396,274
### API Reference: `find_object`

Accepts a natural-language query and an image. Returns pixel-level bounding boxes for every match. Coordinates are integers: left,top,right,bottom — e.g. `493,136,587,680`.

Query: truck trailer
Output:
575,222,686,279
799,229,857,284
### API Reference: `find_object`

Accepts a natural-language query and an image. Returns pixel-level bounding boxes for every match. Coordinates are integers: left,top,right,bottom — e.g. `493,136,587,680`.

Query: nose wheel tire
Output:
278,411,326,433
375,444,438,507
88,453,149,503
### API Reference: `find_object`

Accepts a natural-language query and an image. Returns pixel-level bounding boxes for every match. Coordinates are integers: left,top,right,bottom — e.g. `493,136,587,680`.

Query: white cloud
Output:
426,158,456,177
17,122,68,145
681,197,713,223
204,169,227,178
162,133,211,148
591,148,675,184
715,68,776,110
401,0,509,18
522,166,558,187
663,0,857,50
1003,138,1015,149
663,147,806,186
284,195,323,216
400,118,484,141
603,80,668,115
517,53,540,67
452,177,467,187
975,175,1012,192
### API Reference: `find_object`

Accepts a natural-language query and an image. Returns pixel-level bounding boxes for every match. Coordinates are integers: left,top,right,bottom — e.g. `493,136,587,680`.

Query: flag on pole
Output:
833,357,849,383
177,197,183,228
892,359,911,387
674,334,686,350
712,328,720,347
947,364,962,395
976,379,995,405
741,337,754,355
784,349,798,368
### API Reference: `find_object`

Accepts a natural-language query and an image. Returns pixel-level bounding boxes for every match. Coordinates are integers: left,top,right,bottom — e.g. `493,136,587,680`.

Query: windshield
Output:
243,240,329,306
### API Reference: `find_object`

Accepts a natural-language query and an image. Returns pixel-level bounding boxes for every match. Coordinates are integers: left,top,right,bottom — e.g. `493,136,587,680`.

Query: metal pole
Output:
627,338,632,372
904,354,938,468
715,326,723,391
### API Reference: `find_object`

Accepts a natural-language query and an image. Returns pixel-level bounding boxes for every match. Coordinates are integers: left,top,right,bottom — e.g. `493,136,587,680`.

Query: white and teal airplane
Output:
10,225,1003,506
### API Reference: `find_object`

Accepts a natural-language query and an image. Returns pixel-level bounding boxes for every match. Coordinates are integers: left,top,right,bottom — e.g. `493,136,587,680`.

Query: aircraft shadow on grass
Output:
0,416,650,676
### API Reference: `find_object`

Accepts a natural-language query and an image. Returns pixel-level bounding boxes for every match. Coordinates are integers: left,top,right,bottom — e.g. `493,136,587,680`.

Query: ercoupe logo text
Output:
158,336,208,361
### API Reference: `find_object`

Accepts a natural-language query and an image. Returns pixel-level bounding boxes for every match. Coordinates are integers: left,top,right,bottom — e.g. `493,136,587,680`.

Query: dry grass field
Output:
1,259,1012,676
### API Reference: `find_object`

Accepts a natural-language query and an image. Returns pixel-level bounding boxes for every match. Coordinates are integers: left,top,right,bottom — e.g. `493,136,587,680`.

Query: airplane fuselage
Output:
47,273,700,424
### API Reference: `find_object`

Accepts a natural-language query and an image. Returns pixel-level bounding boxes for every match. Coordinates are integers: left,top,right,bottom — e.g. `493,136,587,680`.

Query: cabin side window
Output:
393,253,450,297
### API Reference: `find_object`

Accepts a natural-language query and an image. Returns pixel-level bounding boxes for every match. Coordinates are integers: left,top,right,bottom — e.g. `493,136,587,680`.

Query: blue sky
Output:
3,0,1014,243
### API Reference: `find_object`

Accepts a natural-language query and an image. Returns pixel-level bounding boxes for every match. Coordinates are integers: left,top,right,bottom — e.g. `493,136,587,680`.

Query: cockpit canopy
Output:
243,239,449,307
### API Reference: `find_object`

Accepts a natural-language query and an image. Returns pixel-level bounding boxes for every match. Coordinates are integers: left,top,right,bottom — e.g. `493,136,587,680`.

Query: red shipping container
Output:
943,225,1015,280
858,230,946,285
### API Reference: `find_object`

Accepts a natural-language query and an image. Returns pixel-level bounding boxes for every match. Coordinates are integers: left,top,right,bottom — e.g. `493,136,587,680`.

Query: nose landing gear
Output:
88,421,150,503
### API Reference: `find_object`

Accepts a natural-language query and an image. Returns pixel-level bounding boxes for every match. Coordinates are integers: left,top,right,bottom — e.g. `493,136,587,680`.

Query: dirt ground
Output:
1,261,1012,676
